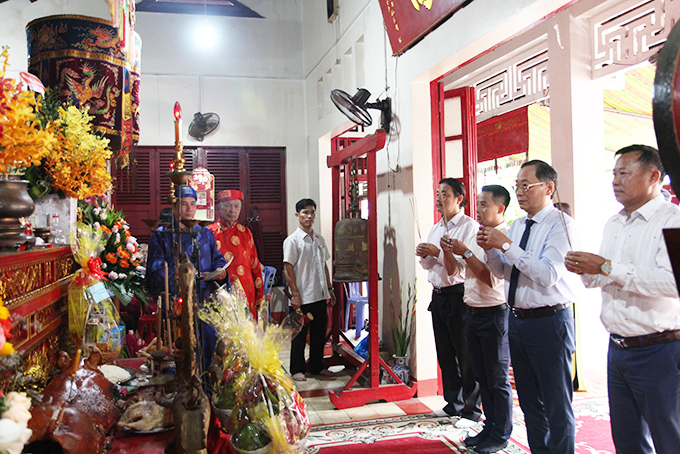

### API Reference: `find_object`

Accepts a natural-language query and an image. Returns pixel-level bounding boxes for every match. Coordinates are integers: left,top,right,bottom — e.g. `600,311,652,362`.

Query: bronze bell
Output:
333,217,369,282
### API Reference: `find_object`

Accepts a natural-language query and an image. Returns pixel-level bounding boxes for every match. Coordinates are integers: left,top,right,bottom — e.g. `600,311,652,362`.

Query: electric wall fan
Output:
330,88,392,133
188,112,220,141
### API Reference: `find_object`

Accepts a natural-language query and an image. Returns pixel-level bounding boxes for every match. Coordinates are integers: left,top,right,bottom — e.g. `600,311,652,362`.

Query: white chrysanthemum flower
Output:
0,419,32,454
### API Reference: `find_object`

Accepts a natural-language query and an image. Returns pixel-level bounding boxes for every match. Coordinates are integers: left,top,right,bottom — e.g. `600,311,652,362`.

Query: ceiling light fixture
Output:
195,0,217,48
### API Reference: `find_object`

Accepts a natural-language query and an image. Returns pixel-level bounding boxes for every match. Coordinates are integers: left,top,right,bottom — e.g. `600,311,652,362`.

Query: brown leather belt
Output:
466,303,508,315
610,329,680,348
511,303,570,319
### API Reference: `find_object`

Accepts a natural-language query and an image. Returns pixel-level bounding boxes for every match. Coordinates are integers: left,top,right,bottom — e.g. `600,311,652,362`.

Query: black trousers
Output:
429,287,482,420
466,308,513,441
290,300,328,375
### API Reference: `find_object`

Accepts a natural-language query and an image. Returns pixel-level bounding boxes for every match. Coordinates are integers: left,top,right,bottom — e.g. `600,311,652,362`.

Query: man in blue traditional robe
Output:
146,185,227,369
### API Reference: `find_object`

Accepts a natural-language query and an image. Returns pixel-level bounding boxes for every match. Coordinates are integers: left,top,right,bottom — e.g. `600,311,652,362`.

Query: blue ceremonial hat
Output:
175,185,197,200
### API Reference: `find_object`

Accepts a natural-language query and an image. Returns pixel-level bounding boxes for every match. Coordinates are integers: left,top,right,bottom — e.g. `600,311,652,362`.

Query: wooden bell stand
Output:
326,129,417,409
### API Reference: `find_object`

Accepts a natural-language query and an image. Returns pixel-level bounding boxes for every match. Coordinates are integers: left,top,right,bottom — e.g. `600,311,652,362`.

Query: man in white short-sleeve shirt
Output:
283,198,336,382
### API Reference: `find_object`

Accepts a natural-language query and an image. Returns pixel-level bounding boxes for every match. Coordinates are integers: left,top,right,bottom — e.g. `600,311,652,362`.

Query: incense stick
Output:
554,187,573,251
410,197,422,241
439,192,449,230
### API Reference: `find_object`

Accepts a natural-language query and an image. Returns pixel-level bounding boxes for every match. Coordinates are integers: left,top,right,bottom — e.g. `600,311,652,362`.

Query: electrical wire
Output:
384,24,400,173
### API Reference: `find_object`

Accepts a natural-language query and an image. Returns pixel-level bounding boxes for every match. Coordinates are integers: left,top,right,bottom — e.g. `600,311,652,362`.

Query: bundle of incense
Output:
554,187,573,251
410,197,422,241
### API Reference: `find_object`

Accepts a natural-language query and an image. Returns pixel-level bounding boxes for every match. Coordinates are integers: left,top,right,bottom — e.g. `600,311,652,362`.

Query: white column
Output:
548,12,611,377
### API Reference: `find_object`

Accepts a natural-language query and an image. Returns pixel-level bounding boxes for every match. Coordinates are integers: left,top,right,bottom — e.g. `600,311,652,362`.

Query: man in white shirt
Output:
565,145,680,454
283,198,336,382
447,185,513,454
417,178,482,427
478,160,580,454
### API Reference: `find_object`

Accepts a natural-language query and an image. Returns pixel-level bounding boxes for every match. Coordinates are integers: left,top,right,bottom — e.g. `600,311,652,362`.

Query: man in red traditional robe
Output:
208,190,264,317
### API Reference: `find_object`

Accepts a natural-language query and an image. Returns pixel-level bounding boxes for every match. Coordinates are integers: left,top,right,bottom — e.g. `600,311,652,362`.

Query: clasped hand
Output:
477,227,509,250
416,242,440,257
440,235,468,255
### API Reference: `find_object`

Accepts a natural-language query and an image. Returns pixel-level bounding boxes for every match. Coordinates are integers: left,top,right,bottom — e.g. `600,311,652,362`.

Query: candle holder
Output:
167,102,192,203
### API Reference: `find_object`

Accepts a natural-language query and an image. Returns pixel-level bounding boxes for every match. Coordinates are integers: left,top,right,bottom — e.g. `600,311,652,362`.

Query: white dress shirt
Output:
486,204,581,309
465,221,508,308
581,194,680,337
420,210,478,288
283,227,330,305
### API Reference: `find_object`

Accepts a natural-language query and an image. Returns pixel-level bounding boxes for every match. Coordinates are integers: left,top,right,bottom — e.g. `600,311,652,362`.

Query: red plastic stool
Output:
137,313,157,344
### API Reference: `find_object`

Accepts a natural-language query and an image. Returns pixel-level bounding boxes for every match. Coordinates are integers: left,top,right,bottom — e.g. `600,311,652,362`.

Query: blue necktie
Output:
508,219,535,307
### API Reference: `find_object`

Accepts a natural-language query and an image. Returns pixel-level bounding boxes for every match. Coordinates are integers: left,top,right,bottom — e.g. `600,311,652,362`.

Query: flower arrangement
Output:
0,298,13,357
0,47,57,174
42,104,112,199
0,390,32,454
389,278,417,357
78,196,149,307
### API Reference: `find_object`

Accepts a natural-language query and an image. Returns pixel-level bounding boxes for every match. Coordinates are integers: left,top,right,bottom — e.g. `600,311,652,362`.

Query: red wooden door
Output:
113,147,287,272
431,84,478,219
430,83,478,396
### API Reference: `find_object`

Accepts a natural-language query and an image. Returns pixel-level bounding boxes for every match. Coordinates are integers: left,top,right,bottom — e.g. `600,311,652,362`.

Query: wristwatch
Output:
463,250,473,259
501,242,511,252
600,259,612,276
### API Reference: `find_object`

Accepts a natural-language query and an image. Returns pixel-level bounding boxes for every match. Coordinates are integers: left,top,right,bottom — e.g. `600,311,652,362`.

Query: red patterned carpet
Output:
304,394,614,454
303,415,476,453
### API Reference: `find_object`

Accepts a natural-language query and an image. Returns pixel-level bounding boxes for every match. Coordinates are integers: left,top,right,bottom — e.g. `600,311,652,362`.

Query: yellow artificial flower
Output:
42,105,112,199
0,341,14,355
0,47,57,173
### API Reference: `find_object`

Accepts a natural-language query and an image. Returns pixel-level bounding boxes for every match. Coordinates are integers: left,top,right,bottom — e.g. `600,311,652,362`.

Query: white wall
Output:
1,1,111,73
0,0,309,234
136,0,308,231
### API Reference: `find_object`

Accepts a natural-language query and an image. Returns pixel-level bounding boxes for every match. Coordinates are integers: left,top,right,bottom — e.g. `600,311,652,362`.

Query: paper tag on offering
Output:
83,283,125,363
88,282,110,303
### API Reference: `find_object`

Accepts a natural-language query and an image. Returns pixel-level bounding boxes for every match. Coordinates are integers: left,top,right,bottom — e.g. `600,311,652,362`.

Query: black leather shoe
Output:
443,403,459,417
473,438,508,454
464,430,489,447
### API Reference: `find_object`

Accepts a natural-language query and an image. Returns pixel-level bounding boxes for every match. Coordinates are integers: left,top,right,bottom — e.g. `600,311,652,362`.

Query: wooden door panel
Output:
113,146,287,273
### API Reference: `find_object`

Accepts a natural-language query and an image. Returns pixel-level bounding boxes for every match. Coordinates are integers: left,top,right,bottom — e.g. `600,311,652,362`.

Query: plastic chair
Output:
262,266,277,297
137,312,157,344
262,266,277,319
344,282,369,339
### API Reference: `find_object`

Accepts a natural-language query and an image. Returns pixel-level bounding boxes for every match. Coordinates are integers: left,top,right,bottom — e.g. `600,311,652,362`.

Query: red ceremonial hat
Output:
217,190,244,202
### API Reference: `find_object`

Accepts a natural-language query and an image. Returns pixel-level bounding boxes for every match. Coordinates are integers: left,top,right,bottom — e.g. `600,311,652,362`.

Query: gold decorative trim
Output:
12,310,66,352
26,14,116,29
5,275,72,310
28,48,137,71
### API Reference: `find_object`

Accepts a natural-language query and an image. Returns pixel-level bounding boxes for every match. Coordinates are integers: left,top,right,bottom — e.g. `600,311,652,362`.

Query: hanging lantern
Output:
333,159,369,282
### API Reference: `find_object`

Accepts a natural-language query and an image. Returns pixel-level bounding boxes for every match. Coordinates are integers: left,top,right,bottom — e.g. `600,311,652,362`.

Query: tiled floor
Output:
279,332,448,426
279,330,610,428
